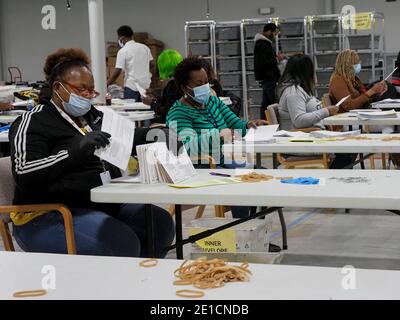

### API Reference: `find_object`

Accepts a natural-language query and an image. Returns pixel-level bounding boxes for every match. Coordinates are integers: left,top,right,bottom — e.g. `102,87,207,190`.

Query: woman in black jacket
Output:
9,48,175,257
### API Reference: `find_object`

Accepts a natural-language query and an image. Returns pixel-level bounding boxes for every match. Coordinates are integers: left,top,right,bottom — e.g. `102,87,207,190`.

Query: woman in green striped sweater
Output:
166,57,266,166
166,57,267,219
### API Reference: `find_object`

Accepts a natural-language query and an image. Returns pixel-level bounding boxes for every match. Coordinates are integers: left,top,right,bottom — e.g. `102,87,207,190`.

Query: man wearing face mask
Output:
254,23,285,119
329,49,387,112
107,25,154,102
8,48,175,258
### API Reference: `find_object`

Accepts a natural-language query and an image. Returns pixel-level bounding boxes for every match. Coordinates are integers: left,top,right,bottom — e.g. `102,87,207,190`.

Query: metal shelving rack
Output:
310,14,344,99
214,21,243,116
185,21,216,69
342,12,386,84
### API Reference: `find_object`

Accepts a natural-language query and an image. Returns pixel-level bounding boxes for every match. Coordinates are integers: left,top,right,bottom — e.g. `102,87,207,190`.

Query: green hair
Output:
157,49,183,80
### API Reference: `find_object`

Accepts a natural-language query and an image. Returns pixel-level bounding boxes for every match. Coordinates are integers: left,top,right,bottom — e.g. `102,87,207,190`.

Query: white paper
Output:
357,109,397,118
336,95,351,107
309,129,361,138
384,67,398,81
111,174,142,183
274,130,310,138
94,108,135,171
135,83,147,98
244,124,279,142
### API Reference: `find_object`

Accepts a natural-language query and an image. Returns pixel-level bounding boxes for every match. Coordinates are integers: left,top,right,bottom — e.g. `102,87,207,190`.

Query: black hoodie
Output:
253,33,281,82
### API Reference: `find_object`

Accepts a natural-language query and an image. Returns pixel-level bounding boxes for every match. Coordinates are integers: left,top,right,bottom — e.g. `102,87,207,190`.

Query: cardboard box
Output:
107,42,119,57
134,32,149,44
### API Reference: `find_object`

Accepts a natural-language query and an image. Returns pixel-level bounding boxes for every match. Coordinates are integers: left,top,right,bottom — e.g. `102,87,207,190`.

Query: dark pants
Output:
260,81,277,119
124,87,141,102
13,204,175,258
329,154,358,169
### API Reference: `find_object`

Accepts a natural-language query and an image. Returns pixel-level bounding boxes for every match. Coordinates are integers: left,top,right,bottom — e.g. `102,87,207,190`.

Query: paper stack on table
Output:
244,124,279,143
274,130,310,138
357,109,398,119
371,99,400,109
309,129,361,138
136,142,196,184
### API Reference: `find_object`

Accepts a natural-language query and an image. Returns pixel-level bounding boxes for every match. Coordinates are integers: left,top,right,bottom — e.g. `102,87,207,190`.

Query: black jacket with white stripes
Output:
9,100,157,208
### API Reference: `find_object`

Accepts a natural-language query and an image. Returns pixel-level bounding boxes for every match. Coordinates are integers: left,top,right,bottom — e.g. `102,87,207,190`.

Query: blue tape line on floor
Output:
269,208,319,240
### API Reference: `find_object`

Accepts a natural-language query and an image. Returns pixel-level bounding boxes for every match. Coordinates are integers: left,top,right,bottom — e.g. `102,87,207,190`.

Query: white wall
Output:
1,0,399,82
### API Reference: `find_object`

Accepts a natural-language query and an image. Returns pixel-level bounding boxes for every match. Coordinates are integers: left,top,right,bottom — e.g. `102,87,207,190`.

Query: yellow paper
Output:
189,228,237,253
169,177,242,189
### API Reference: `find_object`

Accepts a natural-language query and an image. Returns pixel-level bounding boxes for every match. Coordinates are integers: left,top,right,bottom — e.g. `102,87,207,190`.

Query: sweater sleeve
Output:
216,98,248,136
285,89,329,129
166,105,220,157
329,75,369,111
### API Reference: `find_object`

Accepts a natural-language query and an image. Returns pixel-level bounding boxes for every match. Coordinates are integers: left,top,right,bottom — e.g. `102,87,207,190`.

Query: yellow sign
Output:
343,12,372,30
189,228,237,253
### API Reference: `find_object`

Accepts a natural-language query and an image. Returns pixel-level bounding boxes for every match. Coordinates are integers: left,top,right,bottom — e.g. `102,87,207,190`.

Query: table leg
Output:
175,204,183,259
278,208,288,250
273,153,279,169
359,153,365,170
145,204,155,258
256,153,262,169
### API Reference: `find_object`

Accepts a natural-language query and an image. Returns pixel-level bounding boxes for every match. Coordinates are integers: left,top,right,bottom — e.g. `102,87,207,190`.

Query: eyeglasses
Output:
63,82,100,98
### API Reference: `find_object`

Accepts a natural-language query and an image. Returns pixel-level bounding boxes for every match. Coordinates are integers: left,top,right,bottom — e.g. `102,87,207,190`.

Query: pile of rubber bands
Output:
238,172,293,183
173,257,252,298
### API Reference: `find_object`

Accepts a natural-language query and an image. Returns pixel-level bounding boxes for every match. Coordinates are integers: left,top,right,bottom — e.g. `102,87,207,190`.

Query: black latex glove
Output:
79,131,111,156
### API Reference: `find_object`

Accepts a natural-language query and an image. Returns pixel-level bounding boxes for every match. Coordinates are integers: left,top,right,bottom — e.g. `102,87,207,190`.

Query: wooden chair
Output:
168,155,229,218
265,104,330,169
0,157,76,254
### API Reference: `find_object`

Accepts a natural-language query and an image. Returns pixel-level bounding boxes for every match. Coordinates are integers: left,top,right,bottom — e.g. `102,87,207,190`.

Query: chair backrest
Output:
322,93,333,107
265,104,280,125
0,157,14,223
8,67,22,83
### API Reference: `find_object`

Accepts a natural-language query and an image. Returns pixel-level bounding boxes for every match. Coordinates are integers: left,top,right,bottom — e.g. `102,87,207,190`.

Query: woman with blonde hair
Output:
329,49,387,112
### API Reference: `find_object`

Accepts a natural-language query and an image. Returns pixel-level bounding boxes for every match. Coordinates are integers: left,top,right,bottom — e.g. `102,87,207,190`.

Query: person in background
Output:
107,25,153,101
278,54,355,169
329,49,387,112
200,59,223,97
254,23,285,119
142,49,183,123
9,48,174,257
391,51,400,97
166,57,267,219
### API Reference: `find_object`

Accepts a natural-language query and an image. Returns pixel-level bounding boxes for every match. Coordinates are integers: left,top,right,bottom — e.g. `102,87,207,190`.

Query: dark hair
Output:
174,57,205,93
117,25,134,38
200,58,216,80
264,23,278,33
278,54,315,97
43,48,91,93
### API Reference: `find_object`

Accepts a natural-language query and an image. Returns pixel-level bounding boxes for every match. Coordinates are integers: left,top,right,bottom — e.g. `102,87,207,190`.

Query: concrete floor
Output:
2,154,400,270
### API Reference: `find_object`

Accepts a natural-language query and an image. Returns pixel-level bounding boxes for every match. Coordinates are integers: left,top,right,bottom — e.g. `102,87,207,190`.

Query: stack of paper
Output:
371,99,400,109
349,109,382,113
357,109,398,119
309,129,361,138
274,130,310,138
244,124,279,143
136,142,196,184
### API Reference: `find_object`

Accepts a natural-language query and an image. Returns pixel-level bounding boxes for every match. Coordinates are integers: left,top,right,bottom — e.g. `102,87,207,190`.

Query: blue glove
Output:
0,125,11,132
281,177,320,185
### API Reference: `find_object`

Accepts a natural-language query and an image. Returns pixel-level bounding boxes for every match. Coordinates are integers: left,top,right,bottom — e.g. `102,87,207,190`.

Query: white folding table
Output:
91,169,400,259
2,251,400,300
223,134,400,168
322,113,400,127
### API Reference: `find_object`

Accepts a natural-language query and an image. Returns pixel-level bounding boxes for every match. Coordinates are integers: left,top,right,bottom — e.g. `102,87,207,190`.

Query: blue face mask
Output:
353,63,362,75
187,83,211,105
56,83,92,117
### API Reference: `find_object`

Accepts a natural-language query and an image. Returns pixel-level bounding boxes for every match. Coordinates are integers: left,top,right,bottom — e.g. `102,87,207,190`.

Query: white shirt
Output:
115,40,153,92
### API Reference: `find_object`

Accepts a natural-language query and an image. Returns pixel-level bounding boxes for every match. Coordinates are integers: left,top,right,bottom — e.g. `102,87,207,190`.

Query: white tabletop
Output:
2,251,400,300
97,102,151,111
0,131,9,142
0,114,19,124
119,111,155,122
223,134,400,154
322,113,400,126
91,169,400,210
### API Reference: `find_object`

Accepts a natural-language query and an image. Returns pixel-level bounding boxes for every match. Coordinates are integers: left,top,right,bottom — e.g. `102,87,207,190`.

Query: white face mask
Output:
118,39,125,48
